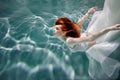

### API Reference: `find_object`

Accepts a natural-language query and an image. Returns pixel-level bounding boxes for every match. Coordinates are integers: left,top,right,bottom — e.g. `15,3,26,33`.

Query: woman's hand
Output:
77,7,97,26
107,24,120,31
87,7,97,14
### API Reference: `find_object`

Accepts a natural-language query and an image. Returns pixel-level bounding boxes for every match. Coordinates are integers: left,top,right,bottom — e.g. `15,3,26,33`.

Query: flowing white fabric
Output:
86,0,120,79
70,33,89,52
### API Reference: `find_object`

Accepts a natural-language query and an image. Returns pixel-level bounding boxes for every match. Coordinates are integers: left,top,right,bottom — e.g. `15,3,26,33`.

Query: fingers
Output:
108,24,120,30
91,6,97,10
93,6,98,10
115,24,120,27
114,24,120,30
88,6,97,14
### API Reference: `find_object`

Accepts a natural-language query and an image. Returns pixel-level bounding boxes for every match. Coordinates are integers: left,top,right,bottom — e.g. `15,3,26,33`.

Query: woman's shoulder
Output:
66,37,74,44
66,33,89,45
66,37,76,48
66,37,83,44
66,37,89,52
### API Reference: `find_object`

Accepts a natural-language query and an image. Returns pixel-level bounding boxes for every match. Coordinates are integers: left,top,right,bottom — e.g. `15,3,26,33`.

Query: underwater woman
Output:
53,7,120,52
53,7,120,80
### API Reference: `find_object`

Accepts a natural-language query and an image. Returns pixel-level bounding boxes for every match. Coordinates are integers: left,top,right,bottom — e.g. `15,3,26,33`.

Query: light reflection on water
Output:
0,0,105,80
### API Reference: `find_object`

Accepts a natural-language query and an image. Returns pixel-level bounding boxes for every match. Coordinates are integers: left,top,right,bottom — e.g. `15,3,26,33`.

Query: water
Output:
2,0,120,80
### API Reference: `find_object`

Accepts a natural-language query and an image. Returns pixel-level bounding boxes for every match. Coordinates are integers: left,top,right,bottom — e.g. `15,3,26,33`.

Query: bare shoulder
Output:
66,37,74,44
66,36,89,44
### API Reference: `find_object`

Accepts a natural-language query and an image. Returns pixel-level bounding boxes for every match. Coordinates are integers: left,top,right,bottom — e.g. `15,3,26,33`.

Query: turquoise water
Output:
0,0,116,80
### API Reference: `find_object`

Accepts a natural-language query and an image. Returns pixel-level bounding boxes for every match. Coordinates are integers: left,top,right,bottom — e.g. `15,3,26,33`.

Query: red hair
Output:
55,17,81,38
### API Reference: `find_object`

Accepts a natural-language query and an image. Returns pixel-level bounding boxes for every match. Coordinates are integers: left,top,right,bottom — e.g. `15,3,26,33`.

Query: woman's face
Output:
54,25,65,38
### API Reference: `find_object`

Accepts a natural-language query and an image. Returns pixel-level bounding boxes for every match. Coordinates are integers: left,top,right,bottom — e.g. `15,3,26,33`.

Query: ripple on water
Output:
0,18,9,42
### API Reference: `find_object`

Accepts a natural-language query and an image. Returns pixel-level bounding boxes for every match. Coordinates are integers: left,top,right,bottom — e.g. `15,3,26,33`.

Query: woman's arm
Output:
77,7,97,26
67,24,120,44
90,24,120,41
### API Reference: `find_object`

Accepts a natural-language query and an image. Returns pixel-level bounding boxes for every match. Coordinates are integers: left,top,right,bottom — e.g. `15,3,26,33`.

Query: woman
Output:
53,7,120,52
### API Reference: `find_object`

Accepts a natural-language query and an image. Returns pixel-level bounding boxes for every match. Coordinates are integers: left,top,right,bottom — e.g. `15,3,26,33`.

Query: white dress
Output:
70,33,89,52
86,0,120,79
71,0,120,79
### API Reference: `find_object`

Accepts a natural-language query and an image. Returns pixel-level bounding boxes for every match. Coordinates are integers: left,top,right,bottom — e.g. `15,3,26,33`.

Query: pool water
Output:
1,0,117,80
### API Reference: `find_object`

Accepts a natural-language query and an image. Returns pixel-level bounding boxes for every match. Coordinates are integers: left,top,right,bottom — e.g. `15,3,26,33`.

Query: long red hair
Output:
55,17,81,38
